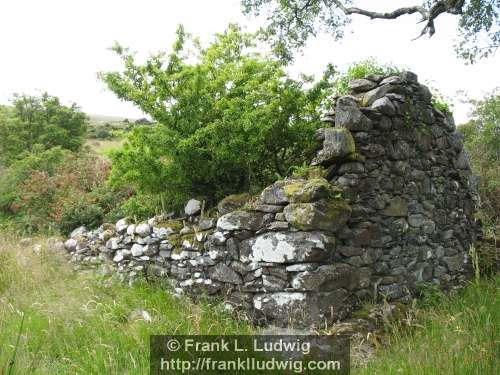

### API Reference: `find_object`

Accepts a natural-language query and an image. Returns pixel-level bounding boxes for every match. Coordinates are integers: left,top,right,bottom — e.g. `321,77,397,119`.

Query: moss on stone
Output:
283,177,339,204
156,219,184,233
218,193,252,214
307,166,326,179
284,198,351,233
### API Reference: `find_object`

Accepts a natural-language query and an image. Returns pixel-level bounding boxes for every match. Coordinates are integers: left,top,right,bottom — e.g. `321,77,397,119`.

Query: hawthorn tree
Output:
100,25,335,210
242,0,500,62
0,93,87,165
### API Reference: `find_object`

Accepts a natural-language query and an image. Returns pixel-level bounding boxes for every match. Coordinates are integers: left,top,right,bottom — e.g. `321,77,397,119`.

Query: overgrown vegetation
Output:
0,234,254,374
0,93,87,166
100,25,336,213
459,88,500,274
354,275,499,374
0,146,128,235
460,89,500,224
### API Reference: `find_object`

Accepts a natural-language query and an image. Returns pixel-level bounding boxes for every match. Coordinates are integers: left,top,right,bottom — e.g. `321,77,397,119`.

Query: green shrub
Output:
57,200,104,235
95,127,113,139
100,25,335,210
459,88,500,274
0,93,87,166
112,194,160,221
460,88,500,224
0,148,127,234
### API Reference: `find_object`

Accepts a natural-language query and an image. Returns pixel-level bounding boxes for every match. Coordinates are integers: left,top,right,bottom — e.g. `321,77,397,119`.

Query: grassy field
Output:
0,234,254,374
355,276,499,375
0,232,498,374
85,138,125,157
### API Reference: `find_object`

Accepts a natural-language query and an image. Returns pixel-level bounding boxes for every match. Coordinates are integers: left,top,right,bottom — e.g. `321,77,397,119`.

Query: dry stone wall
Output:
65,71,481,328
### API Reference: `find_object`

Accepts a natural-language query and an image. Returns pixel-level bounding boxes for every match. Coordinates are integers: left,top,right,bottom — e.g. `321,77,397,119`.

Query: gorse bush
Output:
100,24,336,212
0,93,87,166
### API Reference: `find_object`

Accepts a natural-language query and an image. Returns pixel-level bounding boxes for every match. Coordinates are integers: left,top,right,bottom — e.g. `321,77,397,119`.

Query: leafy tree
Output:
0,93,87,165
100,25,335,211
459,88,500,224
242,0,500,62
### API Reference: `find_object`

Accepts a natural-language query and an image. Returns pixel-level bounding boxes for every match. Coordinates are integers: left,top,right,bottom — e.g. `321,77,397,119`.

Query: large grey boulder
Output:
312,127,356,166
243,231,336,263
335,96,372,131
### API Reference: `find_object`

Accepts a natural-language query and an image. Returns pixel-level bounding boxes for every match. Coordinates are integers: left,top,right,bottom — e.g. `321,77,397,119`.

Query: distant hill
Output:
88,114,137,123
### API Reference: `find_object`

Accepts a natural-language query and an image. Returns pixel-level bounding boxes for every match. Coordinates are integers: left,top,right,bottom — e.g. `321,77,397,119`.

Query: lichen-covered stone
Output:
361,83,406,107
115,218,129,234
131,244,144,257
217,211,265,232
284,199,351,233
70,226,87,238
443,254,464,272
253,292,308,324
260,181,291,205
246,231,336,263
312,127,356,166
282,178,339,204
64,238,78,252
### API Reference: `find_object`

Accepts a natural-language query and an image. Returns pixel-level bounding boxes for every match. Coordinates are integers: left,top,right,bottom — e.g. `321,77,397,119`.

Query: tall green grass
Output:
355,276,500,375
0,234,254,374
1,232,498,374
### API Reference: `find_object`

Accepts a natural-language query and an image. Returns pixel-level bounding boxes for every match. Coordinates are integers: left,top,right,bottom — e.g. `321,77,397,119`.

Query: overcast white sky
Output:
0,0,498,124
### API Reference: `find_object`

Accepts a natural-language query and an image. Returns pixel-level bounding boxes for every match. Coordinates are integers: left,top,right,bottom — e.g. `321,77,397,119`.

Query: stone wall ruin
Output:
65,71,481,328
